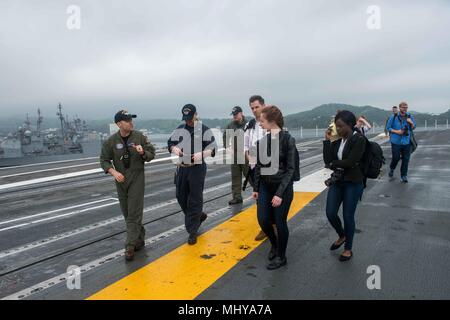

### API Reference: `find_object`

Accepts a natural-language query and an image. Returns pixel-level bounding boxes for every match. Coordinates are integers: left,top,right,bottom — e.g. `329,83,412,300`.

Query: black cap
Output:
230,106,243,116
181,104,197,121
114,110,137,123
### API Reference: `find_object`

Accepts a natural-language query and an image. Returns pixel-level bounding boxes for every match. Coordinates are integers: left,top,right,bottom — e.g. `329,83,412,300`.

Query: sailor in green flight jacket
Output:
100,110,155,261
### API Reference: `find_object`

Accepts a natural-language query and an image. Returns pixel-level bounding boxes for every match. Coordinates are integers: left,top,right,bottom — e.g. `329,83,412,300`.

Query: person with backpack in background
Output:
252,106,300,270
356,115,372,136
384,106,398,136
385,102,416,183
323,110,366,262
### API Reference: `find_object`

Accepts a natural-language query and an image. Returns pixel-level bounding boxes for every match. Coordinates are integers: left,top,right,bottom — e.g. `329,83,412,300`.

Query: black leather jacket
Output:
253,131,297,197
323,132,366,183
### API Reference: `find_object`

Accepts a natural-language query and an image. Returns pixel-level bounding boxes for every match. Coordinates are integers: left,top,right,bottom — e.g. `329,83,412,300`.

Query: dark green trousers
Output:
231,164,249,200
115,170,145,249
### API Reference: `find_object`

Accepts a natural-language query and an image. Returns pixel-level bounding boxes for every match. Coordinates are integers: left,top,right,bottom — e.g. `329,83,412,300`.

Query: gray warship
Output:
0,103,89,166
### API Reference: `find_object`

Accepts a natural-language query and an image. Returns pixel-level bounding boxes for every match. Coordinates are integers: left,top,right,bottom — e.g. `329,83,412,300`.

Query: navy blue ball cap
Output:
181,104,197,121
115,110,137,123
231,106,243,116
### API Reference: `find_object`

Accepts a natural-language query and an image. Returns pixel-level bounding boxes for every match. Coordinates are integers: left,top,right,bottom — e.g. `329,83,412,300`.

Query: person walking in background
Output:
356,115,372,136
244,95,270,241
385,102,416,183
252,106,298,270
326,110,341,142
223,106,248,205
385,106,398,136
323,110,366,262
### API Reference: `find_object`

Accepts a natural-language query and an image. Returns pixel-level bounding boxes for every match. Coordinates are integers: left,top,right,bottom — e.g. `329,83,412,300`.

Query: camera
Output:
402,126,409,136
122,152,130,169
325,168,344,187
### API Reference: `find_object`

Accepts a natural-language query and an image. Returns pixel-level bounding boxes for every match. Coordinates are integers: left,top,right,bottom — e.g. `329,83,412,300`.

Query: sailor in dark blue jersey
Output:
167,104,217,245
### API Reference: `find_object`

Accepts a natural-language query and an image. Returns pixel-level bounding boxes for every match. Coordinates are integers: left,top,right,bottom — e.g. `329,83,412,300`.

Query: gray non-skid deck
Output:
0,131,449,299
199,130,450,299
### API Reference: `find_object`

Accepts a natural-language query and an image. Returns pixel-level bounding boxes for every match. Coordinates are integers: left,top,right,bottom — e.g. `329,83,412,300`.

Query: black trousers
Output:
257,181,294,259
175,163,207,234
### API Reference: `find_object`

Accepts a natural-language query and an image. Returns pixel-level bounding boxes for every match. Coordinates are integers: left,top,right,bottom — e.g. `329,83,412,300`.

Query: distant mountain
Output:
284,103,450,129
1,103,448,135
90,104,449,132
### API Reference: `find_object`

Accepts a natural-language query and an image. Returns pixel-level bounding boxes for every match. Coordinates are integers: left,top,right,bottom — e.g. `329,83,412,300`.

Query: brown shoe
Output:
125,248,135,261
254,230,267,241
135,240,145,252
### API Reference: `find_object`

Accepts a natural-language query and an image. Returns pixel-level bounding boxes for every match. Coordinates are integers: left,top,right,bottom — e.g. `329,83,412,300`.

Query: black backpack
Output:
243,118,256,132
360,137,385,179
282,132,300,182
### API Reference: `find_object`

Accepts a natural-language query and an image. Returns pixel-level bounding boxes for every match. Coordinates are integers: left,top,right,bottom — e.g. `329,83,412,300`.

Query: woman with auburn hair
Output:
252,105,298,270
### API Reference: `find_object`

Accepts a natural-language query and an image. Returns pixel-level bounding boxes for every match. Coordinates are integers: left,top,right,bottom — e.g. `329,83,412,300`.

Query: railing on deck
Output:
290,120,449,140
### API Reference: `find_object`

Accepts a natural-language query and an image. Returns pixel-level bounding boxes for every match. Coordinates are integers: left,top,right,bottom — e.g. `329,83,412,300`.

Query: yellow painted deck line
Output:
88,191,320,300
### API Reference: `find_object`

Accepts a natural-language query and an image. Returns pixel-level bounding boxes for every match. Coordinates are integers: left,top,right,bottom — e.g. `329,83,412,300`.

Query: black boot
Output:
268,246,277,261
228,198,243,205
188,233,197,245
267,257,287,270
134,240,145,252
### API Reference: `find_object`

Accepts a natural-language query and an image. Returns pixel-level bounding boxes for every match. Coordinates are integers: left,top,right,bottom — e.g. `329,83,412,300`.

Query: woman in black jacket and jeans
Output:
323,110,366,262
252,106,297,270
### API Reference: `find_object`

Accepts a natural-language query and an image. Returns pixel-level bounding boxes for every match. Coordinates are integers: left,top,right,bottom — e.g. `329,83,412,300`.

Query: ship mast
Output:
25,113,31,130
57,102,65,139
37,108,43,137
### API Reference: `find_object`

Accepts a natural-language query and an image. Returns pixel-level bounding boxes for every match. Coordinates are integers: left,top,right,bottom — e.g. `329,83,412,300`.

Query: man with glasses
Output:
385,102,416,183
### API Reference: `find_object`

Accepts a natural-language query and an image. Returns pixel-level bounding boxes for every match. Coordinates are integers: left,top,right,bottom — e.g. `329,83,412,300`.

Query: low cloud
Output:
0,0,449,119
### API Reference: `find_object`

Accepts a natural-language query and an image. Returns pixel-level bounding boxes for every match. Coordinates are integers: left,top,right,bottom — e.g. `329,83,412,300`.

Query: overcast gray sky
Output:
0,0,449,119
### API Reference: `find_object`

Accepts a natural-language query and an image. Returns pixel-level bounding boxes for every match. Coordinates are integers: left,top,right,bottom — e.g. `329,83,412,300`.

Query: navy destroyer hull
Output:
0,140,102,167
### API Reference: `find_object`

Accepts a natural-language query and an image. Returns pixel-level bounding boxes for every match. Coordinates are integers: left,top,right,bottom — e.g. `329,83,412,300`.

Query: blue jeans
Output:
390,143,411,177
257,181,294,259
325,181,364,250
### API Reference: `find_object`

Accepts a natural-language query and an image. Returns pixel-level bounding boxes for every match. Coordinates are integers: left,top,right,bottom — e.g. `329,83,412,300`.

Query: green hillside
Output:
1,103,448,135
284,103,450,129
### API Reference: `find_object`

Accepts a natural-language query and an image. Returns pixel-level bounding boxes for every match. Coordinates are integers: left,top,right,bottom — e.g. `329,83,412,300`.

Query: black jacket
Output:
253,131,296,197
323,132,366,183
167,122,217,164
